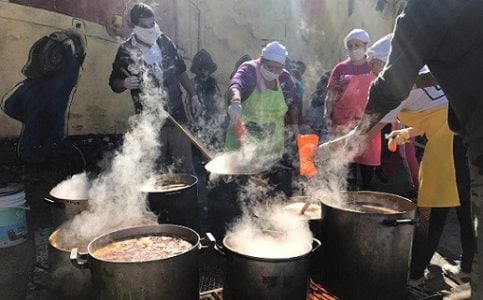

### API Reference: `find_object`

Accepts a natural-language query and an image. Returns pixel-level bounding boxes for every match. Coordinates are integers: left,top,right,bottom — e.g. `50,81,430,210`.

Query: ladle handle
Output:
299,200,312,215
167,114,214,161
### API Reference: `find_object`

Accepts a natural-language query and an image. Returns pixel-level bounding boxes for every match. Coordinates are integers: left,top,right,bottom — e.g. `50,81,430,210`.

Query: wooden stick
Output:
166,114,214,161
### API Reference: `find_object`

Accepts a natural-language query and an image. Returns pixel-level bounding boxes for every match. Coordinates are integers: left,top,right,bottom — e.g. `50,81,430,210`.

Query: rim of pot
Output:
48,190,89,202
49,228,89,255
87,224,200,263
321,190,416,214
222,230,315,262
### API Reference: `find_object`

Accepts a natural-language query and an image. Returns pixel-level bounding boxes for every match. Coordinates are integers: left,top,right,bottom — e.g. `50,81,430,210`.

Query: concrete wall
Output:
0,2,134,138
194,0,395,103
0,0,396,138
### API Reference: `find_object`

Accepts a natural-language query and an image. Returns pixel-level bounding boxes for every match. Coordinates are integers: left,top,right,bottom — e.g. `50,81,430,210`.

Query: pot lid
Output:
0,183,24,197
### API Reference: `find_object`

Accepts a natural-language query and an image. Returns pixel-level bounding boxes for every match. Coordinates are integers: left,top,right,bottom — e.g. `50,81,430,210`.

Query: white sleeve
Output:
379,103,404,123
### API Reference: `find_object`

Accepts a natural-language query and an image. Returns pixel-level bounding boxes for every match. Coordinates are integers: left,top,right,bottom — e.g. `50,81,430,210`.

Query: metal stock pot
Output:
212,230,321,300
44,189,89,226
71,224,212,300
321,191,416,300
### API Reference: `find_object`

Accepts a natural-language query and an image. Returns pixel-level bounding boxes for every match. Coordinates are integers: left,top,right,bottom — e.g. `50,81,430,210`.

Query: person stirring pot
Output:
224,42,299,195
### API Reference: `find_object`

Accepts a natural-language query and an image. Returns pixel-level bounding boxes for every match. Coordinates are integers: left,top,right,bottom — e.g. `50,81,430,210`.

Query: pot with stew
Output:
142,174,199,232
70,224,211,300
213,229,321,300
49,228,92,299
321,191,416,300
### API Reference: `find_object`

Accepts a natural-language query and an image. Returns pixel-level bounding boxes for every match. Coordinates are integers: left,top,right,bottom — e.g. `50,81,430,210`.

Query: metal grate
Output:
407,285,444,300
200,274,223,293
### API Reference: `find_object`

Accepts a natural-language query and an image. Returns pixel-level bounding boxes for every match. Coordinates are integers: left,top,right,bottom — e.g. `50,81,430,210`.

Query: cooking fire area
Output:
0,76,468,300
3,169,451,299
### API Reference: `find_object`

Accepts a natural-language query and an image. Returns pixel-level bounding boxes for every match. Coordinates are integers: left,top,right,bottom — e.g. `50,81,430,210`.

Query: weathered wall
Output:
0,0,395,138
194,0,394,101
0,2,132,138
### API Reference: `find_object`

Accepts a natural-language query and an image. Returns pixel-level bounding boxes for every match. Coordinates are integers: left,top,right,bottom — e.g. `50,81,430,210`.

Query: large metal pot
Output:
143,174,199,232
48,228,92,299
44,190,89,226
321,191,416,300
71,224,210,300
213,230,321,300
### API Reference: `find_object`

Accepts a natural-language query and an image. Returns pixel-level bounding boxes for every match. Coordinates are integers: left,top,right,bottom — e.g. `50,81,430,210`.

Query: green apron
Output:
224,81,288,161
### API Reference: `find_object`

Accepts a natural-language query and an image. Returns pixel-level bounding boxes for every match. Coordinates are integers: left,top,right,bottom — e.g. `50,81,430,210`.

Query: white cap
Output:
366,34,392,64
261,41,288,65
344,29,370,48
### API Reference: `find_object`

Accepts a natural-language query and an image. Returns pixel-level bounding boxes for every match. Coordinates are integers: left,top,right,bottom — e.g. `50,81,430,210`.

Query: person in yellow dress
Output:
320,34,476,285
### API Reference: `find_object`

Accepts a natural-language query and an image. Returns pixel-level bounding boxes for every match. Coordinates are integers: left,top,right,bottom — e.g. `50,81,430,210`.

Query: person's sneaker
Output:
442,263,472,285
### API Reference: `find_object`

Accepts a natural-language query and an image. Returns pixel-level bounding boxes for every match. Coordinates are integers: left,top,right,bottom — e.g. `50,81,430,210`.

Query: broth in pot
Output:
93,235,192,262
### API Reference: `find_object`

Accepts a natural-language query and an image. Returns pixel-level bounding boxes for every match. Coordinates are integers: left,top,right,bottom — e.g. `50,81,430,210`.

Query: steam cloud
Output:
55,64,170,249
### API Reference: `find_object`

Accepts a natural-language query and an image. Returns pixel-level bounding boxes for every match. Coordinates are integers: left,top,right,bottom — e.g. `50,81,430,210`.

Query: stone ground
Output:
0,137,472,299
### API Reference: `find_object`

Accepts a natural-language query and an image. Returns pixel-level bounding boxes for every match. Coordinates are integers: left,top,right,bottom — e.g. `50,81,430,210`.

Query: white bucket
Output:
0,189,28,248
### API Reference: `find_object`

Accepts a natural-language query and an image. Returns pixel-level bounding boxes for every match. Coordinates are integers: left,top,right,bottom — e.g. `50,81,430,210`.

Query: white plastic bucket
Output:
0,190,28,248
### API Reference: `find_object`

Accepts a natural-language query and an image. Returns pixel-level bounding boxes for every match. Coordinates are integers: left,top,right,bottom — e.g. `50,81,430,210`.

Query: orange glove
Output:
297,134,319,178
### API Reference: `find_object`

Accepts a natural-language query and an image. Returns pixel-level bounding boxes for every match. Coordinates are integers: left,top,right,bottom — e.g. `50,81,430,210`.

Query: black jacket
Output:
366,0,483,165
109,34,188,122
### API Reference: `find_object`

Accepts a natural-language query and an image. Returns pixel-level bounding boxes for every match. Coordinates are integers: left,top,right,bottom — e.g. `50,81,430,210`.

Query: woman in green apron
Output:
225,41,300,195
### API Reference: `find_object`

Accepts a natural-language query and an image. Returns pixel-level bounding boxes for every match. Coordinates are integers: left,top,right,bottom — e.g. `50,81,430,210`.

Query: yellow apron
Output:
398,107,460,207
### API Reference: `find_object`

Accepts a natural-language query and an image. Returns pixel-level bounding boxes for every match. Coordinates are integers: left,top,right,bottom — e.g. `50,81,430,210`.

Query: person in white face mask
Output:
225,41,299,195
323,28,381,191
109,3,201,173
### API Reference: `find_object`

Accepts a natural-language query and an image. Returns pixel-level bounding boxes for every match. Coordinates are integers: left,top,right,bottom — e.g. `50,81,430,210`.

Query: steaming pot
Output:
71,224,211,300
321,191,416,300
44,189,89,226
143,173,199,232
213,230,321,300
48,228,92,299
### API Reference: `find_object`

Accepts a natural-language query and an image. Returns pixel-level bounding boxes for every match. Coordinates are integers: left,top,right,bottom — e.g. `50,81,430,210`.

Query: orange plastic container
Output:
297,134,320,178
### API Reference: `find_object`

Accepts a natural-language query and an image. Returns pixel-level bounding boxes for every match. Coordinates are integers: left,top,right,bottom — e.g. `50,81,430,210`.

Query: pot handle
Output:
43,196,66,209
311,238,322,253
208,234,226,256
382,218,416,227
70,248,89,269
200,232,216,250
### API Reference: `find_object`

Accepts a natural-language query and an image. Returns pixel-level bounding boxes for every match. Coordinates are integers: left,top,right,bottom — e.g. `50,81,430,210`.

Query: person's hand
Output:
123,76,140,89
228,101,242,122
385,128,411,146
191,95,203,118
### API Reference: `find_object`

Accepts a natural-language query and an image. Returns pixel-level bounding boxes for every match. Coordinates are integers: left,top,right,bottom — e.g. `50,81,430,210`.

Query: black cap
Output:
130,3,155,26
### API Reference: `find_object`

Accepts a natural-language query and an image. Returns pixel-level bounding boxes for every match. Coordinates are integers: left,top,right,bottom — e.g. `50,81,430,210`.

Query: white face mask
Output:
133,23,161,46
348,48,366,61
260,64,279,82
